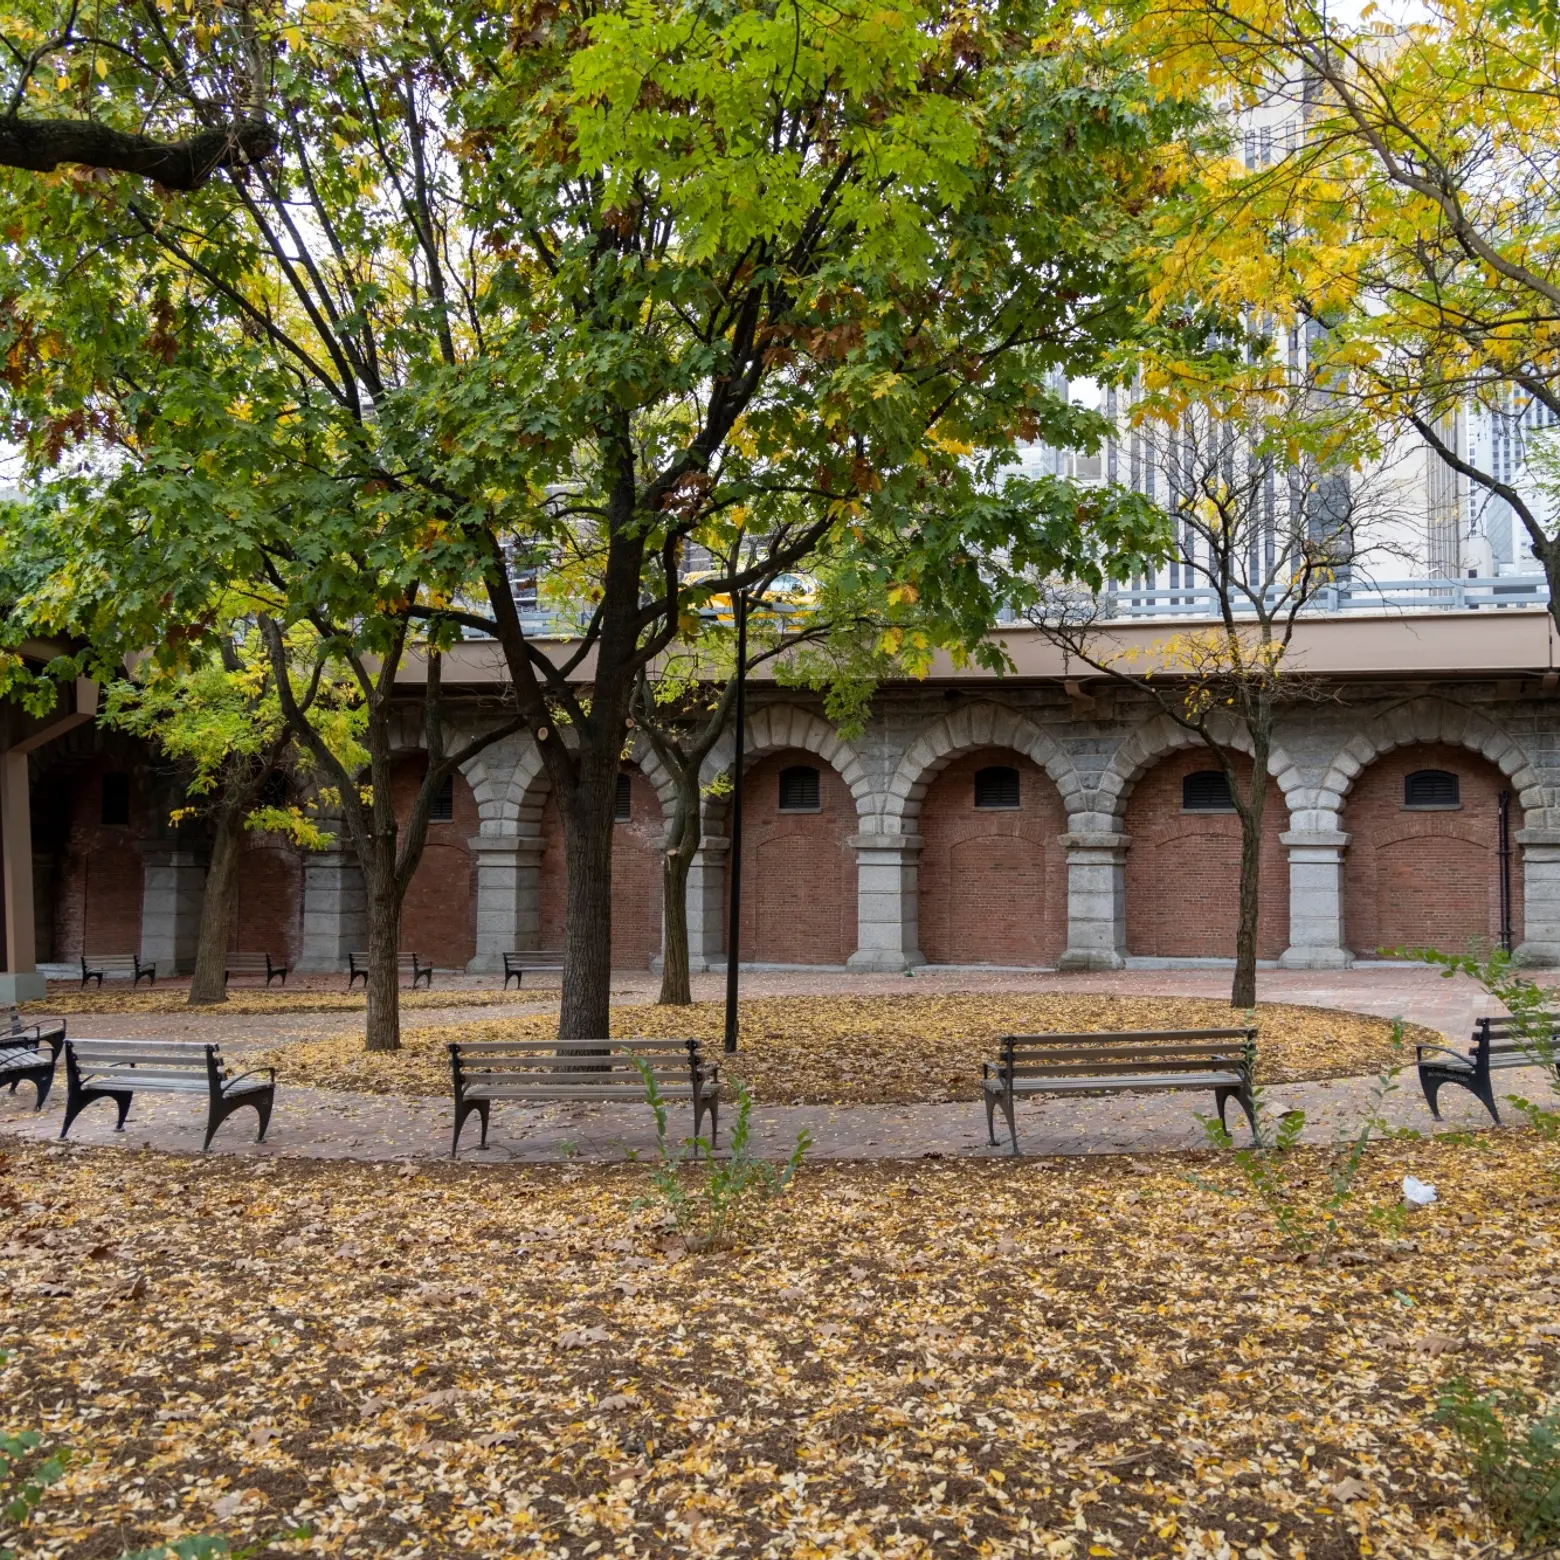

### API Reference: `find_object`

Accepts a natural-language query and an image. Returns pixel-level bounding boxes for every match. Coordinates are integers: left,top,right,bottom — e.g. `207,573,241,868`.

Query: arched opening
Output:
51,759,147,959
730,749,856,964
392,754,477,968
1343,742,1522,957
918,748,1067,966
537,765,664,968
1124,748,1289,958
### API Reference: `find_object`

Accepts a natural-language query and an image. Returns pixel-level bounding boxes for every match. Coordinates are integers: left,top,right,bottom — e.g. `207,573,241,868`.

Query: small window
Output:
778,765,820,812
973,765,1021,809
430,772,454,823
100,772,131,827
1182,770,1236,813
1404,769,1460,809
614,772,632,822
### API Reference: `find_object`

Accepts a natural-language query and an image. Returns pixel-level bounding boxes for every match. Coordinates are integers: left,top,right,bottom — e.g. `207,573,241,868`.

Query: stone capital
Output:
848,833,924,854
1279,830,1351,851
468,834,544,857
1516,829,1560,848
1059,831,1131,853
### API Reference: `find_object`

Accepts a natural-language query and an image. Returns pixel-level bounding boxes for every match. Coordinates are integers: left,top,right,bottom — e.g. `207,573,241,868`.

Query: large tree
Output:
1130,0,1560,615
0,0,1196,1042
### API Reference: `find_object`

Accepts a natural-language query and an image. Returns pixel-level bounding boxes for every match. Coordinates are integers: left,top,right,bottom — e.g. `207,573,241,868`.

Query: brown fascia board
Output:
394,608,1558,693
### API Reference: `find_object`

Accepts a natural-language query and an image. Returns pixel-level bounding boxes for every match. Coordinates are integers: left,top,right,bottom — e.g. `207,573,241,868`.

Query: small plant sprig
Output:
1436,1380,1560,1544
632,1058,810,1250
1193,1025,1413,1259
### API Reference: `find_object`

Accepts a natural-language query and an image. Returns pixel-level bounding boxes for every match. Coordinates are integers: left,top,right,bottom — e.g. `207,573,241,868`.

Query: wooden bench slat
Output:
983,1026,1256,1154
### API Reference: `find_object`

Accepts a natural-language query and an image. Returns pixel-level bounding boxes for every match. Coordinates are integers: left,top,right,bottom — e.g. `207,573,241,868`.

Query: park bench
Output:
224,952,289,987
502,950,565,989
79,953,156,989
0,1020,66,1110
982,1027,1258,1155
448,1037,719,1159
60,1038,276,1151
1417,1014,1560,1124
347,951,433,990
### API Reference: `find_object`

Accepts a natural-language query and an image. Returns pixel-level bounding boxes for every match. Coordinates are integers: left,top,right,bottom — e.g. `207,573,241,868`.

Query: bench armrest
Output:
1416,1043,1473,1065
222,1066,276,1090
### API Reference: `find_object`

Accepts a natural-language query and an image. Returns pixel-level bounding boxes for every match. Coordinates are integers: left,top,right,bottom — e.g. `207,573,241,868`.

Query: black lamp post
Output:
723,587,748,1054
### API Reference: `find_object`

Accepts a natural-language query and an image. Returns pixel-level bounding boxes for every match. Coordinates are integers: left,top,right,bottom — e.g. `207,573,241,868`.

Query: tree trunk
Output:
559,758,618,1040
363,857,402,1053
1232,751,1269,1011
187,796,245,1006
658,790,700,1006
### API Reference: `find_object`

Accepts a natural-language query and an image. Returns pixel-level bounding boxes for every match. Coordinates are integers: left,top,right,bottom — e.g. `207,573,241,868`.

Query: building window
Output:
614,772,632,822
973,765,1021,809
429,772,455,823
1404,769,1460,809
100,772,131,827
778,765,821,812
1182,770,1236,813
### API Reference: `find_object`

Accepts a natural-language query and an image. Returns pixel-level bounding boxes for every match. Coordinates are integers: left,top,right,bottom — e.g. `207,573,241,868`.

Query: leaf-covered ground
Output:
258,995,1432,1104
22,987,554,1018
1,1131,1551,1557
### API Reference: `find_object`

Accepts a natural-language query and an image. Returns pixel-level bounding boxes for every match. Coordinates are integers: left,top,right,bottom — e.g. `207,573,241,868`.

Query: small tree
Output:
101,625,362,1005
1020,381,1410,1006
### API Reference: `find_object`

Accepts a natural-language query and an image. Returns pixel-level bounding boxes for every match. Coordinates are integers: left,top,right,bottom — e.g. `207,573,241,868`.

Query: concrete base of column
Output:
1515,940,1560,967
846,948,925,972
1057,948,1127,972
0,972,46,1005
1279,944,1356,970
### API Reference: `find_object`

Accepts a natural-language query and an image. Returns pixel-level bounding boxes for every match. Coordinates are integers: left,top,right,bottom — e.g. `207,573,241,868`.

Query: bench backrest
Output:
0,1022,65,1064
450,1038,708,1090
504,951,564,966
226,952,281,969
1476,1015,1560,1059
994,1027,1256,1077
82,954,144,972
349,951,424,968
68,1039,225,1086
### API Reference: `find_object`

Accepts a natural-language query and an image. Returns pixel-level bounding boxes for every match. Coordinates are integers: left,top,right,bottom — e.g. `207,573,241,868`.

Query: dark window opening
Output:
430,772,455,823
973,765,1021,809
100,771,131,827
778,765,821,812
1182,770,1236,813
257,770,291,809
614,771,632,822
1404,769,1460,809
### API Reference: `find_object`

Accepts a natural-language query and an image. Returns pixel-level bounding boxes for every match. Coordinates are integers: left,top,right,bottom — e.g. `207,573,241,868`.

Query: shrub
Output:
632,1059,810,1250
1437,1381,1560,1543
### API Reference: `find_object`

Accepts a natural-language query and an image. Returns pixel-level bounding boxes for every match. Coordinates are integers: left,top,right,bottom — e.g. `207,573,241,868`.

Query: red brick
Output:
730,752,856,965
393,756,477,968
917,748,1067,965
1124,750,1289,958
232,839,303,964
1343,742,1522,957
539,768,664,968
51,760,148,958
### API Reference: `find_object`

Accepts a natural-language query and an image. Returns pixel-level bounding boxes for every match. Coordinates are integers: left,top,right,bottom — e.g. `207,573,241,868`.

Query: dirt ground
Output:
1,1128,1551,1557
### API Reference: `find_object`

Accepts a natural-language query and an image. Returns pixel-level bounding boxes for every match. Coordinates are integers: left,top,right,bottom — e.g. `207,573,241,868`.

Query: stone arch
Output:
1306,699,1548,832
882,703,1084,830
704,704,874,823
1094,712,1308,829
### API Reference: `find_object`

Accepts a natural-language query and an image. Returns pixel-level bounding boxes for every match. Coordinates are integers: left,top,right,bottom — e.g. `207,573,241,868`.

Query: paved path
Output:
5,1054,1547,1166
6,965,1538,1164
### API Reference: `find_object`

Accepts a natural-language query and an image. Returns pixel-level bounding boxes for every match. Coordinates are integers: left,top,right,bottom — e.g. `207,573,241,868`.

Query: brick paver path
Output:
5,965,1545,1163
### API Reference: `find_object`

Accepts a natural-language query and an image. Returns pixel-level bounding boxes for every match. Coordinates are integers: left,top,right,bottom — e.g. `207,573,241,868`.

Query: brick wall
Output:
51,760,148,958
730,751,856,964
393,756,477,968
1343,742,1522,957
917,748,1067,965
538,767,664,967
232,839,303,965
1124,749,1290,958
